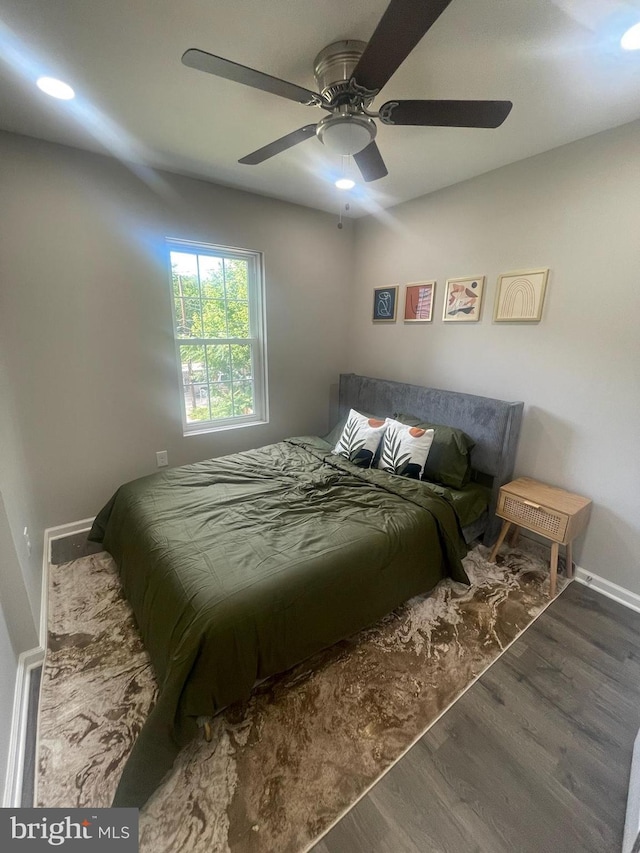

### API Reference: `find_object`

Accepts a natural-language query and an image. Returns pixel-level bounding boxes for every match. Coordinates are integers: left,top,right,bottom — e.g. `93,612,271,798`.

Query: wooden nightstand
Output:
488,477,592,597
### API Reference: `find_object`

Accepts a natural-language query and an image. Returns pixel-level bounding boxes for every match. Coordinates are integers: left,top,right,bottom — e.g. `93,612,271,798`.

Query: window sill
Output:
183,417,269,438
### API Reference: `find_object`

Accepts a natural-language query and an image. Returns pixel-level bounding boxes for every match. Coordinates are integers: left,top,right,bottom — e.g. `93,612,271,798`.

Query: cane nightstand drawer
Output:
497,492,569,541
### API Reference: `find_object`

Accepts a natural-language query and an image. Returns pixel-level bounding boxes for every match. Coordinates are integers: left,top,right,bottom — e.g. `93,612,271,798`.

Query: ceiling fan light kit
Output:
182,0,513,183
316,111,376,155
621,22,640,50
36,76,75,100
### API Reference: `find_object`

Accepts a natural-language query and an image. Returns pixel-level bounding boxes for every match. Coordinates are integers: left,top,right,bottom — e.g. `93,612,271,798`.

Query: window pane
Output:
232,381,254,416
201,300,227,337
175,298,202,337
180,345,207,385
206,344,231,382
226,301,250,338
172,272,199,301
199,255,225,300
230,344,252,380
209,382,234,419
185,384,211,423
224,258,248,300
170,252,198,278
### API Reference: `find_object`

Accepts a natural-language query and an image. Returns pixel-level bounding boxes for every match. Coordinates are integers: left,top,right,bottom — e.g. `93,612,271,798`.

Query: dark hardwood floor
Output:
313,582,640,853
50,530,102,565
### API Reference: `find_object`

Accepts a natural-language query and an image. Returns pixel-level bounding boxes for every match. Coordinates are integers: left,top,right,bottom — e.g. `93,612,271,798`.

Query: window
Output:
167,239,268,434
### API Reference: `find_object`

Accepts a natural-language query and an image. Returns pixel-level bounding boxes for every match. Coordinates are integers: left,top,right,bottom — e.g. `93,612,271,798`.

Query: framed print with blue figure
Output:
372,285,398,323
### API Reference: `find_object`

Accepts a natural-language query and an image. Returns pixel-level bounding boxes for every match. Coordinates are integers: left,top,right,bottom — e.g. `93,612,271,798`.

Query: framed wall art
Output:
404,281,435,323
372,285,398,322
442,276,485,322
494,269,549,322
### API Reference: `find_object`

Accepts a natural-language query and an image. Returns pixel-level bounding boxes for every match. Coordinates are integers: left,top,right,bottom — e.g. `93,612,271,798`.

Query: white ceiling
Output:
0,0,639,216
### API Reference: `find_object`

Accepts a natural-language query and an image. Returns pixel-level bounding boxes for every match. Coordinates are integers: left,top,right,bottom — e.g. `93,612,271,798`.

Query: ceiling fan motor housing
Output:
313,40,376,155
313,40,368,104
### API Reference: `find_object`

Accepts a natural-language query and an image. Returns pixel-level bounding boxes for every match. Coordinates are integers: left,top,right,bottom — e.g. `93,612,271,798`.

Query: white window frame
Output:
166,238,268,436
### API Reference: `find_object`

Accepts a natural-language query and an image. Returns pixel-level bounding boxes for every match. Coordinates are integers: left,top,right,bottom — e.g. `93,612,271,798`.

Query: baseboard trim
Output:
46,516,95,550
515,531,640,615
0,519,83,807
3,648,44,808
575,567,640,614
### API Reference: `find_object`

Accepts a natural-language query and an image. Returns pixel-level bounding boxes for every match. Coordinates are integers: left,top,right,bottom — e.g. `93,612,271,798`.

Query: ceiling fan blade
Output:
353,141,388,182
238,125,318,165
182,49,320,105
352,0,454,93
379,99,513,128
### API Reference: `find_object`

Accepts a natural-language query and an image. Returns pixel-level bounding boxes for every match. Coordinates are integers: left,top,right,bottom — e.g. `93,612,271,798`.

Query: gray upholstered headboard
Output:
338,373,524,545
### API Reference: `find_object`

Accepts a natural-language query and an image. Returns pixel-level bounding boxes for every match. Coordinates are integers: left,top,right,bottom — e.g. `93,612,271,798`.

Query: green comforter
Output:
89,437,469,809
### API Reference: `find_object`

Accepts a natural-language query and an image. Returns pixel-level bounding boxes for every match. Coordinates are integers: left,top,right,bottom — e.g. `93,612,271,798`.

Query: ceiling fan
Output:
181,0,512,183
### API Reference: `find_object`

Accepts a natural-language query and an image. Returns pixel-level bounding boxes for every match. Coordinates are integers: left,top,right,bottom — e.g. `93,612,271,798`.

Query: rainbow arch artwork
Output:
494,269,549,322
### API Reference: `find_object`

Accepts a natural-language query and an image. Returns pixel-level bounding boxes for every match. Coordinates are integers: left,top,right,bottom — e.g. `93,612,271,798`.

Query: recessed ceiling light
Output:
621,22,640,50
36,76,75,100
335,178,355,190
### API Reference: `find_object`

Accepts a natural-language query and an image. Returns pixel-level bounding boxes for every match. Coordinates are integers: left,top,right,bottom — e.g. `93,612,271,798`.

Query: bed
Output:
89,374,523,809
336,373,524,544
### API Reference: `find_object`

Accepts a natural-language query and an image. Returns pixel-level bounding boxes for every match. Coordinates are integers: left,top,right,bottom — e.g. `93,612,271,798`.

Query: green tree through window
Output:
168,241,267,432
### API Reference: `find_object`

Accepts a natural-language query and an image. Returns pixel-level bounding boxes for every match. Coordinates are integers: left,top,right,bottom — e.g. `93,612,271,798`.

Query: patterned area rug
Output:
37,542,565,852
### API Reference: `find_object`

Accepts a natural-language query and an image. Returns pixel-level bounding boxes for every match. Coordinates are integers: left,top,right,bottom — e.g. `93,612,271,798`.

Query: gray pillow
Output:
394,412,475,489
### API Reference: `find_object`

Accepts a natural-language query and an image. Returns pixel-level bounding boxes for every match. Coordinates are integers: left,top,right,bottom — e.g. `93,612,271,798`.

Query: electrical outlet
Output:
156,450,169,468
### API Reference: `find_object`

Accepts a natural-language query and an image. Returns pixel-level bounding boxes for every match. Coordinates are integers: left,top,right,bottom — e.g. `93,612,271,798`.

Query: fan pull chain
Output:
337,202,350,230
337,155,352,228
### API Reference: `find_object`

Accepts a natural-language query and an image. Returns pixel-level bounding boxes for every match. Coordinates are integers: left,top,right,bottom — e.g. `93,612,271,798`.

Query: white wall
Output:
0,350,42,638
350,119,640,594
0,598,18,805
0,351,37,805
0,131,353,621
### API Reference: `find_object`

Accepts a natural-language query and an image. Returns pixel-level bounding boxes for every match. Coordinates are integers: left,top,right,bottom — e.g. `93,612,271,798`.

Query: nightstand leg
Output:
565,541,574,578
489,521,512,563
549,542,559,597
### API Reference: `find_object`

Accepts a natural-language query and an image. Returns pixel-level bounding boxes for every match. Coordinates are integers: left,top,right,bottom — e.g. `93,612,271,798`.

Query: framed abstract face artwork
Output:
442,276,485,322
372,285,398,322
